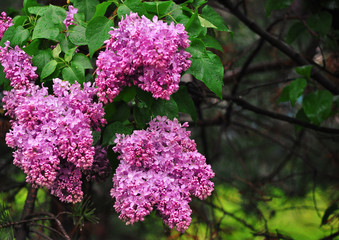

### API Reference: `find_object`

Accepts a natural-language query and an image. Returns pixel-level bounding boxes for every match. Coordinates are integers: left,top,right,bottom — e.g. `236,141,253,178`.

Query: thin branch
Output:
253,231,294,240
262,131,304,182
219,0,339,94
28,212,70,240
29,223,68,240
320,231,339,240
223,95,339,134
29,229,53,240
14,186,38,240
204,201,256,232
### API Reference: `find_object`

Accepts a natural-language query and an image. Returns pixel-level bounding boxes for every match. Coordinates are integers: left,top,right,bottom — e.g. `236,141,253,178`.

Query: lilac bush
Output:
0,41,38,89
0,12,12,40
0,0,223,234
95,12,191,103
111,116,215,232
3,79,107,203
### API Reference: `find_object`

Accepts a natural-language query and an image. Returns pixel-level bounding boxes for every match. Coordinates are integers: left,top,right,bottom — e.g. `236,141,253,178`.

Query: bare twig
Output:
14,186,37,240
223,95,339,134
219,0,339,94
320,231,339,240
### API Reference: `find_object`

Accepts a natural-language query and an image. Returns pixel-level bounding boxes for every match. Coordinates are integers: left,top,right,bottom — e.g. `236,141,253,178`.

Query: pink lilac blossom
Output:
63,5,78,36
2,79,107,203
111,116,214,232
0,12,13,40
95,12,191,104
0,41,38,89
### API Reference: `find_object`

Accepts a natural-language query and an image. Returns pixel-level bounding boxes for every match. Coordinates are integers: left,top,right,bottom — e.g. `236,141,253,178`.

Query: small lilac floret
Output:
0,41,38,89
3,79,107,203
111,116,214,232
0,12,13,40
96,12,191,104
63,5,78,36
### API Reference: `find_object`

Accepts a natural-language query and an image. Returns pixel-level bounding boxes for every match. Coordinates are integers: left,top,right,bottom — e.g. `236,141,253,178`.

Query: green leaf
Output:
93,1,113,19
86,16,113,57
172,85,197,121
65,47,77,62
59,35,76,53
307,11,332,37
133,106,152,128
143,1,172,16
200,5,229,32
186,38,206,58
111,101,130,122
286,22,306,44
265,0,293,17
321,203,338,226
13,16,28,27
165,2,189,25
73,0,100,21
104,101,130,123
117,0,149,18
42,5,67,30
32,49,53,75
0,26,15,46
102,121,133,146
114,86,137,102
0,65,10,90
52,44,62,58
73,53,93,69
186,10,206,37
277,85,290,103
186,39,224,98
23,0,38,15
198,15,217,29
69,25,87,46
9,26,29,46
136,88,154,108
151,98,179,120
62,62,85,84
92,131,101,146
295,65,313,79
41,60,57,79
302,90,333,125
288,78,307,106
0,25,29,47
28,6,48,16
201,35,224,52
23,39,40,56
32,17,59,40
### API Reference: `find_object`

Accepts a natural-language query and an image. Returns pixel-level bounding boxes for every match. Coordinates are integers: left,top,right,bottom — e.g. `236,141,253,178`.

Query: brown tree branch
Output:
224,59,295,83
14,186,37,240
219,0,339,94
223,95,339,134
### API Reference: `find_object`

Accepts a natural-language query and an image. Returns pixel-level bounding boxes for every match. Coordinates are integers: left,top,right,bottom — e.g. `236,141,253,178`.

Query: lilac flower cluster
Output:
111,116,214,232
96,13,191,103
0,12,13,40
3,79,107,203
0,41,38,89
63,5,78,36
